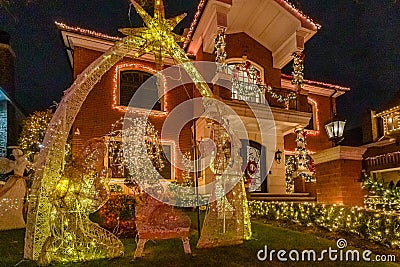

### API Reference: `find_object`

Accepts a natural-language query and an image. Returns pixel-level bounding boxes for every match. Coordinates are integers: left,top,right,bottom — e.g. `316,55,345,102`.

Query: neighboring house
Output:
57,0,349,198
363,96,400,183
0,31,24,156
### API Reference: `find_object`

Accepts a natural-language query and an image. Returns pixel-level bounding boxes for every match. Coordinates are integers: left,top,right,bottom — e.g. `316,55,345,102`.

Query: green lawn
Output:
2,217,400,267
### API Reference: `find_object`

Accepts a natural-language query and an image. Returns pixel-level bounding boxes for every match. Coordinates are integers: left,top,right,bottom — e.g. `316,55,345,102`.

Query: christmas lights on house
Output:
112,62,170,114
291,51,305,92
55,21,122,41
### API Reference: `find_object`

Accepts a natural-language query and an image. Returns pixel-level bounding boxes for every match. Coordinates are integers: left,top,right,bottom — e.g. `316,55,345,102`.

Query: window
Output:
159,142,175,180
227,61,264,104
305,103,314,130
119,70,161,110
105,136,174,180
386,115,400,132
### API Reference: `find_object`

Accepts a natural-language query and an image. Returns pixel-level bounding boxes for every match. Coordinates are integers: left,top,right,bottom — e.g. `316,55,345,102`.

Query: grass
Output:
1,214,400,266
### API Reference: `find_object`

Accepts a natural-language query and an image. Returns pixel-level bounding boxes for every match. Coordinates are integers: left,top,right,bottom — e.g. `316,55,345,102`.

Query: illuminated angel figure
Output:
0,148,29,177
0,149,29,230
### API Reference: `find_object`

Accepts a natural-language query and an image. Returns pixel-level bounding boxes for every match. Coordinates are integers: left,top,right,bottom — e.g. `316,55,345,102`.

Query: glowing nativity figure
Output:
134,193,191,258
0,148,28,230
36,140,123,265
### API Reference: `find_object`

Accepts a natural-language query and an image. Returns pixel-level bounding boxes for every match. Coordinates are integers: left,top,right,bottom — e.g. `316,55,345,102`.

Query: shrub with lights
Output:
249,201,400,248
363,175,400,212
18,109,71,173
18,109,53,163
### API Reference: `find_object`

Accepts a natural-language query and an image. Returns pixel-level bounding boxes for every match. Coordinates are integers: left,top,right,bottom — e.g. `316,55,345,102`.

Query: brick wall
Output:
71,47,195,180
313,146,367,206
284,93,334,153
316,159,364,206
196,33,281,88
0,45,15,98
226,32,281,88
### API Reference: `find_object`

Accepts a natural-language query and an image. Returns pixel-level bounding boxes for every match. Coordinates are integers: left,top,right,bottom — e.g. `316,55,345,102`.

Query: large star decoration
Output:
120,0,187,70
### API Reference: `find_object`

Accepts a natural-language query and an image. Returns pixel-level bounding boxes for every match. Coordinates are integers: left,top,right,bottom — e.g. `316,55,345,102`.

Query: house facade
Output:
0,31,24,157
57,0,349,198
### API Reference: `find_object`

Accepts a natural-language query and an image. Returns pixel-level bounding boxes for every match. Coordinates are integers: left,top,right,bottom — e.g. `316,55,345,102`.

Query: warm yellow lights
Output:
27,1,250,263
55,21,122,41
376,110,400,136
119,0,187,70
306,97,320,136
18,109,55,165
249,200,400,248
112,62,170,113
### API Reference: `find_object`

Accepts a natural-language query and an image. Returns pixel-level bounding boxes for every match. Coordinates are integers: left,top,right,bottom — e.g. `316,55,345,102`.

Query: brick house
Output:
0,31,24,156
352,95,400,208
57,0,350,199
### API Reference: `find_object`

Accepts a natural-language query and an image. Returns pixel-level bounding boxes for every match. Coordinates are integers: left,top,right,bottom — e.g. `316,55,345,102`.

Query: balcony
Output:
223,81,308,112
364,152,400,172
264,87,303,111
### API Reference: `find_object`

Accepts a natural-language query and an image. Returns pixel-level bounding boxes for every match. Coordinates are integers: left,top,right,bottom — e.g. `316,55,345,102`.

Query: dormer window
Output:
376,108,400,136
384,114,400,134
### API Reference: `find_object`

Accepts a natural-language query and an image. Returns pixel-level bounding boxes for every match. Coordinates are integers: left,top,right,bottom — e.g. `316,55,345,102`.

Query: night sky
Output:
0,0,399,129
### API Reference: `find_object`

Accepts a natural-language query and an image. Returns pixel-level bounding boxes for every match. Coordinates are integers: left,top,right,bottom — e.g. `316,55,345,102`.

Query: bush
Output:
249,201,400,248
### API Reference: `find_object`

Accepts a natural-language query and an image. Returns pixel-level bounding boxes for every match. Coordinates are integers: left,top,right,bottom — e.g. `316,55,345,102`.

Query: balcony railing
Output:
220,79,309,112
364,152,400,171
264,87,299,111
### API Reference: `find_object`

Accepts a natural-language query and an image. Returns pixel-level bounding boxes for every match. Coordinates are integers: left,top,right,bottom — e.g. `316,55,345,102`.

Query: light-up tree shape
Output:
24,0,250,262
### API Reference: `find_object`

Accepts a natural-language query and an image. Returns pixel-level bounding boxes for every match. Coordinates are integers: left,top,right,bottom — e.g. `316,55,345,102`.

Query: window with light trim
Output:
105,136,174,180
119,70,162,111
226,61,264,104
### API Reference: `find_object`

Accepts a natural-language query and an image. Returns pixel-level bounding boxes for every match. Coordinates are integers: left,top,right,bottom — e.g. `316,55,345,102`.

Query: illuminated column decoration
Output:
214,28,227,72
295,128,307,172
291,51,305,93
294,128,315,182
25,0,250,262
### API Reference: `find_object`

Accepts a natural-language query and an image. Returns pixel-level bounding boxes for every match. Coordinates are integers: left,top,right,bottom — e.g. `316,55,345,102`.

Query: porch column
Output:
313,146,366,206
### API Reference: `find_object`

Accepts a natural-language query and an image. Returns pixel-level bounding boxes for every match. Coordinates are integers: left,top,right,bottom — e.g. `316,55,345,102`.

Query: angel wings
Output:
0,149,28,177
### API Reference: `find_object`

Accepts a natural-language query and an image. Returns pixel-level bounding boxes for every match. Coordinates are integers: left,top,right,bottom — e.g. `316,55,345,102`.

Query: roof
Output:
56,22,175,67
55,21,122,41
183,0,321,50
0,86,26,117
0,87,11,102
273,0,321,30
281,74,350,92
375,90,400,116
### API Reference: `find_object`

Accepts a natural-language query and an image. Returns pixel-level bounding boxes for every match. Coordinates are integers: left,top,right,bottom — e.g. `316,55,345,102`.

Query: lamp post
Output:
274,149,283,164
325,89,346,146
325,113,346,145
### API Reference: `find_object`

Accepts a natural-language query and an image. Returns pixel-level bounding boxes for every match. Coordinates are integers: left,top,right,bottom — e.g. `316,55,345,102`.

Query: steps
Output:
249,192,316,202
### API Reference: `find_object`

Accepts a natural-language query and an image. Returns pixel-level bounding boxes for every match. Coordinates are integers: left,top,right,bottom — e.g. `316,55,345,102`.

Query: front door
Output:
241,140,267,192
